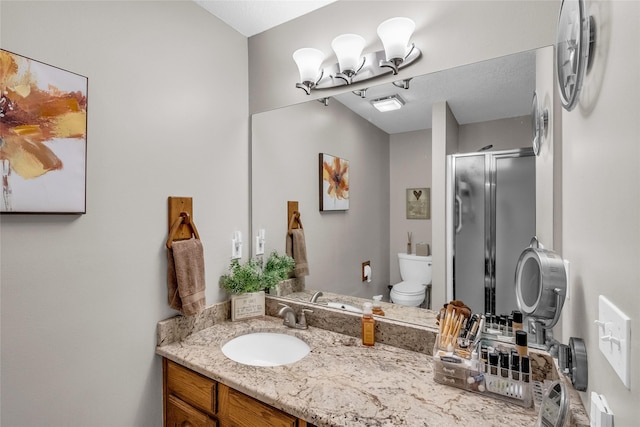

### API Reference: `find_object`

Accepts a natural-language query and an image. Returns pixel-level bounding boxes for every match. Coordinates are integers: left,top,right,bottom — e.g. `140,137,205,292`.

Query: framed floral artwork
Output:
0,49,88,214
319,153,349,211
406,187,430,219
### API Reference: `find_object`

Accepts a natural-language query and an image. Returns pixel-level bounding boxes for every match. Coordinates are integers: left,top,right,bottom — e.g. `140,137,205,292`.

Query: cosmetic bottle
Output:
499,351,509,378
498,315,507,335
515,330,528,356
512,310,523,336
511,354,520,381
361,302,375,346
489,352,499,375
521,356,530,383
371,295,385,316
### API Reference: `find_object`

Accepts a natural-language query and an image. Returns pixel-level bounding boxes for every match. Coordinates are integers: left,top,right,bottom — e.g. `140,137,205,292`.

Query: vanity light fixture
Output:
292,17,421,95
371,94,405,112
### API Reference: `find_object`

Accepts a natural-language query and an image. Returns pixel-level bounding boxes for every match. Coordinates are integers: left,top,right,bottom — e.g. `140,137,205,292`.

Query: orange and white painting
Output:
0,49,87,213
319,153,349,211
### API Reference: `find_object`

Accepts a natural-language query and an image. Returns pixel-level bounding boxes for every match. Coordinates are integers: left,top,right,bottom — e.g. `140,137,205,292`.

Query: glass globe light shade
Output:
377,17,416,61
331,34,366,74
292,48,324,83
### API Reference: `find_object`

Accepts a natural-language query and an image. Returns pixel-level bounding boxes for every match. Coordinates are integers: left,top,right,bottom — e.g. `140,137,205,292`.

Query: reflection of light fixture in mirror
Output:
377,17,416,74
292,48,325,95
293,17,421,95
371,95,405,112
531,91,549,156
393,78,412,89
515,236,567,350
352,88,368,98
331,34,366,84
556,0,596,111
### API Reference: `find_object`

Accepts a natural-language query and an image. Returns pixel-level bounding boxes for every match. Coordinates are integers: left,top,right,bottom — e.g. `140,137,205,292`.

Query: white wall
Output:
252,100,390,299
457,116,531,153
0,1,248,425
389,130,432,286
560,1,640,423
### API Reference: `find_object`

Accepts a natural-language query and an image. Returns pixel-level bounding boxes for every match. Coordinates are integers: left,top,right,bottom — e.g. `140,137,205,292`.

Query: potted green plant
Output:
220,251,294,320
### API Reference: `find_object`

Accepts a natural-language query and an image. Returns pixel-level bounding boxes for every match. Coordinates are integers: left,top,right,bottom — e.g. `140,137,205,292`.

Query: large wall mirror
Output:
252,46,552,326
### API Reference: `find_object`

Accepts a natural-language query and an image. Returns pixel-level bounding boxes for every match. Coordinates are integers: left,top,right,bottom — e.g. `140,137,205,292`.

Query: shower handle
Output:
455,194,463,233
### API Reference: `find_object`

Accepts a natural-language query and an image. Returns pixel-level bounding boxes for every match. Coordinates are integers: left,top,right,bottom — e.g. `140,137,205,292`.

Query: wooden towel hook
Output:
166,211,201,249
288,211,304,235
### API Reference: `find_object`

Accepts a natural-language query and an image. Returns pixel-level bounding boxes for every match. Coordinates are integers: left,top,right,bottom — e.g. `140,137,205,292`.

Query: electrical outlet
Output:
597,295,631,388
362,261,370,282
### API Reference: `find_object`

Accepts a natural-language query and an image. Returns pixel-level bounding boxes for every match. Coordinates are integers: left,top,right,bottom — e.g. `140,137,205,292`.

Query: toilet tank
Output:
398,253,432,284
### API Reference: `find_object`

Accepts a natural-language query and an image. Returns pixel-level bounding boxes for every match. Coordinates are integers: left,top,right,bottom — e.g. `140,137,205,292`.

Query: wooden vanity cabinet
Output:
163,358,311,427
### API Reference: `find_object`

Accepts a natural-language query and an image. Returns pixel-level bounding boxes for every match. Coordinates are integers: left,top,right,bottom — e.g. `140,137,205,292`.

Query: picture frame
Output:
1,49,88,214
406,187,430,219
319,153,349,211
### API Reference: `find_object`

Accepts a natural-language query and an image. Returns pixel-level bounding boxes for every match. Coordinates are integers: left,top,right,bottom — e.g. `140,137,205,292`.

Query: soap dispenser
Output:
362,302,375,346
372,295,385,316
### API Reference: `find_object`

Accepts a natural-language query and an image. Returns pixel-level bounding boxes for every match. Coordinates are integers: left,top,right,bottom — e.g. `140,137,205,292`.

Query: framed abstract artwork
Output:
0,49,88,214
406,187,430,219
319,153,349,211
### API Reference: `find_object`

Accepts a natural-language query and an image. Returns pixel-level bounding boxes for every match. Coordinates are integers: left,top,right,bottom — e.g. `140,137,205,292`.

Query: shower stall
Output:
446,148,535,315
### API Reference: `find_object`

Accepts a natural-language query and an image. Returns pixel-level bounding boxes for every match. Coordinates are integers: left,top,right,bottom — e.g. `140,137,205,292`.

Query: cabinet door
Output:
166,395,218,427
165,359,217,417
218,384,297,427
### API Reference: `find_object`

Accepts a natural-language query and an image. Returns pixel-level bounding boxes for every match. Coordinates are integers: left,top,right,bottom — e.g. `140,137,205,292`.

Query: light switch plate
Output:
598,295,631,388
255,236,265,255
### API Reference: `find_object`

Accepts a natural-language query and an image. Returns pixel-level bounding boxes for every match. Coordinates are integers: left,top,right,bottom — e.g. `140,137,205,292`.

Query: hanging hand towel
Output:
286,228,309,277
167,237,206,316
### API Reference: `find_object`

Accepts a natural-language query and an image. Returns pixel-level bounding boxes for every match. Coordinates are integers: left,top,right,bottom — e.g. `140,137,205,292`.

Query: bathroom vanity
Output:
164,358,307,426
156,301,589,426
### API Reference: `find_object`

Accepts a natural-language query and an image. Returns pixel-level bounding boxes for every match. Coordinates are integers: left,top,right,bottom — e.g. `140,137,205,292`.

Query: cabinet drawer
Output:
166,359,217,416
166,395,218,427
219,383,297,427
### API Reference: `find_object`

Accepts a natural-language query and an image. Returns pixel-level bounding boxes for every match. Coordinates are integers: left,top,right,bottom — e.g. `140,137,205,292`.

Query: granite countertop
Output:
281,289,439,328
157,315,542,427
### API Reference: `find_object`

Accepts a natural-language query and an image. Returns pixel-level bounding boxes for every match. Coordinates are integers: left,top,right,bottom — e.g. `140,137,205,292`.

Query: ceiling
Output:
333,50,536,134
194,1,536,134
194,0,337,37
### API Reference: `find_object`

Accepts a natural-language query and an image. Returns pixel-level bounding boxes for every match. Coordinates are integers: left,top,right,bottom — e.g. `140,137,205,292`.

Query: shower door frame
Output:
446,147,535,314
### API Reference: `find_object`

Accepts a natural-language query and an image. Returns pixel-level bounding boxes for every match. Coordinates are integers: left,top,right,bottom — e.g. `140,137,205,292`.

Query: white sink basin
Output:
326,302,363,313
221,332,310,367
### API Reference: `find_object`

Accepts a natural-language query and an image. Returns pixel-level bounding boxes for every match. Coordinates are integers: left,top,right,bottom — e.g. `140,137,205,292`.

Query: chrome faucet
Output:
310,291,323,303
277,304,312,329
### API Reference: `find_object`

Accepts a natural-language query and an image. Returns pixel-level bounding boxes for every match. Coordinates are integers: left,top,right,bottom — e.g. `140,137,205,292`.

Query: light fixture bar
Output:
313,47,420,91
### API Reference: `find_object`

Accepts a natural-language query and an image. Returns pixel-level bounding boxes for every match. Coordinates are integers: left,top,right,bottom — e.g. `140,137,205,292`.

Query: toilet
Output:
390,253,432,307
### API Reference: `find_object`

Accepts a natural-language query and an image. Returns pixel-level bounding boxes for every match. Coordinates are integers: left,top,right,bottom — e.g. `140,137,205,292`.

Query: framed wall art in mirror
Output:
0,49,87,214
319,153,349,211
406,187,430,219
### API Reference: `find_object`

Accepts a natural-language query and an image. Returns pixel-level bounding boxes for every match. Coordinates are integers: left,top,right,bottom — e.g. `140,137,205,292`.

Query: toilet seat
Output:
390,281,426,307
393,281,426,295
